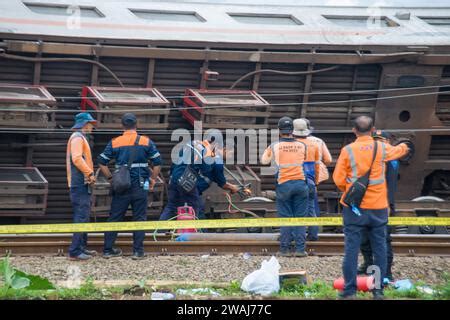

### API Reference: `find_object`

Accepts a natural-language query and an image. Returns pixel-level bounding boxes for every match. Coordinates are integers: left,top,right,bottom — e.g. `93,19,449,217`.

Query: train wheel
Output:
407,196,448,235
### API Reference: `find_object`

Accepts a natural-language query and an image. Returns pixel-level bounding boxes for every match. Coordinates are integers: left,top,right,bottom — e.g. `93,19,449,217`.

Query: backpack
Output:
177,142,204,194
111,135,140,195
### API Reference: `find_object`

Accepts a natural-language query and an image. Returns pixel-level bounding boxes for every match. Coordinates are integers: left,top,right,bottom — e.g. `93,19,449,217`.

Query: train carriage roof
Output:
1,0,450,46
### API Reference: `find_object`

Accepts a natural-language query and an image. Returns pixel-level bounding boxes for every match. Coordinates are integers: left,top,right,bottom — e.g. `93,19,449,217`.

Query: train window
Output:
419,16,450,27
24,3,104,18
130,9,205,22
228,13,302,26
323,15,399,28
399,110,411,122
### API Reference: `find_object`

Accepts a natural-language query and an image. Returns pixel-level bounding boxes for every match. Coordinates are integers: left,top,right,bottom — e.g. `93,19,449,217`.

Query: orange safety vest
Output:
296,137,320,184
269,139,307,185
307,135,332,184
66,131,94,188
333,135,408,210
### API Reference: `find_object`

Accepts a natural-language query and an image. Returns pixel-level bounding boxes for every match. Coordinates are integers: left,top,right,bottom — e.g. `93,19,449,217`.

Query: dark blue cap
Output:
278,116,293,134
373,130,391,140
122,113,137,127
71,112,97,129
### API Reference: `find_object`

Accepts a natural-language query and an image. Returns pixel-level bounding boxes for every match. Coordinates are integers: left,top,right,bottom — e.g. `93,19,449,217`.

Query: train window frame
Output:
418,16,450,27
23,2,105,18
323,15,399,28
129,9,206,23
227,13,303,26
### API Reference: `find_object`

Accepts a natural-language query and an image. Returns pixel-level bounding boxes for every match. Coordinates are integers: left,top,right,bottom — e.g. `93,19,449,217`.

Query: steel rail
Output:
1,233,448,257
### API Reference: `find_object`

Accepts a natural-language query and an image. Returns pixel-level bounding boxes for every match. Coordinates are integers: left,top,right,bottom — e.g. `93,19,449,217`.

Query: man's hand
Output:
225,183,239,194
241,187,252,197
149,177,157,192
87,173,96,185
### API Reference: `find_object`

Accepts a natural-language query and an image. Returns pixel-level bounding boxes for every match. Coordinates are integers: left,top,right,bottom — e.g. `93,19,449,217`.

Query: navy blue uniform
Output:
97,130,161,255
360,159,399,279
160,141,221,220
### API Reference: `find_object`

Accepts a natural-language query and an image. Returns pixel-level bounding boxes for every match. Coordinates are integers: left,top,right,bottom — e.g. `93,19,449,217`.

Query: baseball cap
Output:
278,116,294,134
121,113,137,127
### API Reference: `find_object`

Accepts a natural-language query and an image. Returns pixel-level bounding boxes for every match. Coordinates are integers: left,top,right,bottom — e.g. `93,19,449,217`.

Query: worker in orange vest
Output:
66,112,97,261
301,118,332,241
261,117,309,257
292,118,320,237
333,116,409,299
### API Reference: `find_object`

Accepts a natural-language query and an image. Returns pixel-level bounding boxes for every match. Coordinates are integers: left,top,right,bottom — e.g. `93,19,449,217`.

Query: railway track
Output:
1,233,449,257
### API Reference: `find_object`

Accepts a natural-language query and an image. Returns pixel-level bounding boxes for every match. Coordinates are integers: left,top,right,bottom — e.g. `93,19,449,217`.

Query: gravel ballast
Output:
9,255,450,286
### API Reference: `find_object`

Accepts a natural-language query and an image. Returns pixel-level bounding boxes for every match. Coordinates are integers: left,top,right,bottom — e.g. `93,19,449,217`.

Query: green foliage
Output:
228,280,242,292
433,273,450,300
14,270,55,291
279,280,338,299
0,256,30,290
384,286,429,299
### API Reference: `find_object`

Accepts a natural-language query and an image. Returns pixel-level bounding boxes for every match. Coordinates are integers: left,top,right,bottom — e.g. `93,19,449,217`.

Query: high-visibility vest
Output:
270,140,307,184
296,137,320,185
66,131,93,188
344,141,387,186
307,136,331,184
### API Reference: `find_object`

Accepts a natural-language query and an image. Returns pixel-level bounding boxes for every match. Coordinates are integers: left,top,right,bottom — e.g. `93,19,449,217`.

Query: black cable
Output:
0,52,124,87
230,65,340,89
0,88,447,113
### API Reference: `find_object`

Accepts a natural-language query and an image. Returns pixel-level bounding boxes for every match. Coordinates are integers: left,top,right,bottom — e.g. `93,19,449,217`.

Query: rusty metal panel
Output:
0,84,56,128
182,88,271,128
375,63,444,199
81,86,170,129
0,167,48,216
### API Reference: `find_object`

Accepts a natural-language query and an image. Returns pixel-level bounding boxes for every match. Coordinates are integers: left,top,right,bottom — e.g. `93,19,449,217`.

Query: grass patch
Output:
1,254,449,300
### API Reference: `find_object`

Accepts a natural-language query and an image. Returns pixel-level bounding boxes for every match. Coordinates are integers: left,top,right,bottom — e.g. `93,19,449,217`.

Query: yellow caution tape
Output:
0,217,448,235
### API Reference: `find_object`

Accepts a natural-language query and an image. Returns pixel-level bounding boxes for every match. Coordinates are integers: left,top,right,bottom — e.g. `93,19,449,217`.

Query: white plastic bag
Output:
240,256,281,296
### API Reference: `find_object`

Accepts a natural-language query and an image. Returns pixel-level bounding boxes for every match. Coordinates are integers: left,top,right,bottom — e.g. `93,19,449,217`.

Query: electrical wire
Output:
0,88,448,113
0,52,124,87
229,65,340,89
39,83,450,101
151,212,200,242
225,193,259,218
2,128,450,135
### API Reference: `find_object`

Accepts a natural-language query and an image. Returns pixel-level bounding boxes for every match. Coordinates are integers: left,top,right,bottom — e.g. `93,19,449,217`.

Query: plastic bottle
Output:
143,179,149,191
351,204,362,216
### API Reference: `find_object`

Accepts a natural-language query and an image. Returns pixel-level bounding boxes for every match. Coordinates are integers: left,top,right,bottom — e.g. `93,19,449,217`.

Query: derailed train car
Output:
0,0,449,228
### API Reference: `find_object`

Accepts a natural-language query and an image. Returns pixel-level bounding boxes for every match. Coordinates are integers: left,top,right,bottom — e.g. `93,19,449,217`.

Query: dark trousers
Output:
306,181,320,241
276,180,308,252
159,183,201,221
104,185,148,255
360,225,393,278
69,185,91,257
342,206,388,296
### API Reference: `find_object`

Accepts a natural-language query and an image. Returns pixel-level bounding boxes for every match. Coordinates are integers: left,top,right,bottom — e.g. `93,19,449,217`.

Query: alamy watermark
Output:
170,121,281,176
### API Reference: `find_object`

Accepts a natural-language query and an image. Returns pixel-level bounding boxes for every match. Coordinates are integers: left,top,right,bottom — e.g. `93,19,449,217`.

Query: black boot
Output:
357,264,370,275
